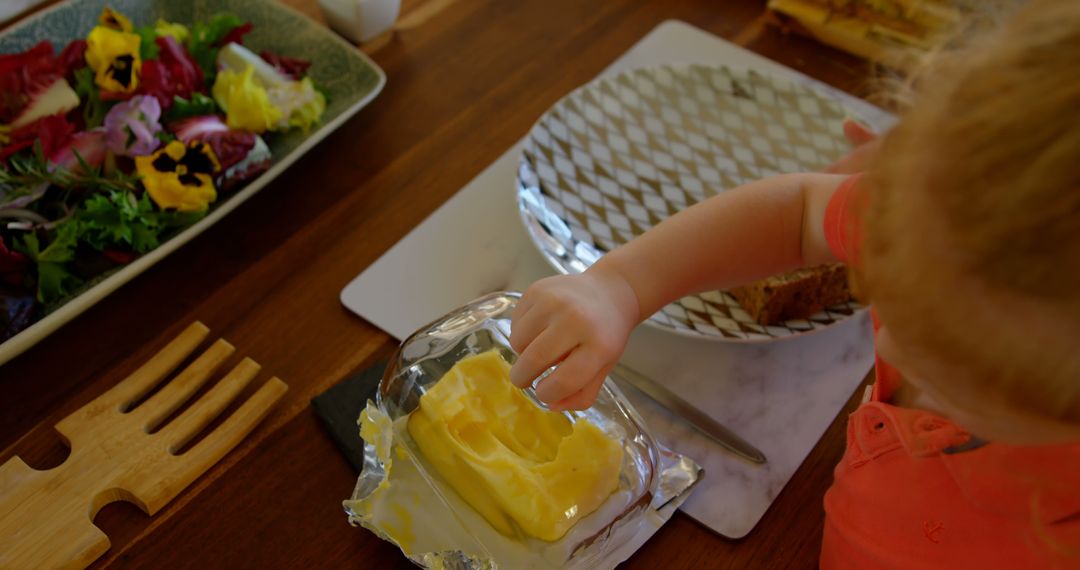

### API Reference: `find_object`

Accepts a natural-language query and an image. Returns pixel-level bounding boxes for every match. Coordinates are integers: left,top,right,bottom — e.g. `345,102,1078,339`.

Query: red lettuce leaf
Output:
215,22,253,48
218,153,270,191
57,39,88,78
0,113,77,163
139,36,204,110
258,50,311,81
49,128,108,171
102,248,136,265
0,41,64,123
170,114,255,171
0,237,31,287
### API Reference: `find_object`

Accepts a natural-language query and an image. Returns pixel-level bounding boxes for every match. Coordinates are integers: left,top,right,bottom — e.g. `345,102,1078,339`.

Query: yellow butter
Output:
407,350,623,542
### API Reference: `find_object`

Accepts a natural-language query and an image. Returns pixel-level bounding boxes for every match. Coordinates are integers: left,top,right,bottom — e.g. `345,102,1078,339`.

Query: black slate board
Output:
311,360,386,473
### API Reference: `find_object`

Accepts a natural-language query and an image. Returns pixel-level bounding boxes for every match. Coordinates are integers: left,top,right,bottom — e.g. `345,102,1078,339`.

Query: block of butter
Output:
407,350,624,542
344,291,702,569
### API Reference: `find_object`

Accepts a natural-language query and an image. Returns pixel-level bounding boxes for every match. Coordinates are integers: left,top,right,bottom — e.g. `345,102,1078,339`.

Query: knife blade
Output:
611,363,767,465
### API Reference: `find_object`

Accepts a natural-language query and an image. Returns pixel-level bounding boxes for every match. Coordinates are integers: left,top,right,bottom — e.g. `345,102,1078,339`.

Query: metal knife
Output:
611,363,768,465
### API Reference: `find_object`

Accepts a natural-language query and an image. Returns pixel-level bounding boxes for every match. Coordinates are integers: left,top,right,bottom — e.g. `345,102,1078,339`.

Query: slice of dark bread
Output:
729,264,852,325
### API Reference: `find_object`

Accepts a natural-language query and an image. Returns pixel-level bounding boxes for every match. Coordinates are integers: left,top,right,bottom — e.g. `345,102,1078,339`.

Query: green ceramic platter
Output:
0,0,386,365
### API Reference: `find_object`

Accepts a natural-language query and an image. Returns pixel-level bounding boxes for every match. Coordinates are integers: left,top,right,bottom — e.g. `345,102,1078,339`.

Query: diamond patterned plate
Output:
517,64,862,341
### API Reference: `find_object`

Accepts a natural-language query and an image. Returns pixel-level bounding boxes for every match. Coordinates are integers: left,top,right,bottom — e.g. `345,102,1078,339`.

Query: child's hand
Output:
509,267,640,410
826,118,879,174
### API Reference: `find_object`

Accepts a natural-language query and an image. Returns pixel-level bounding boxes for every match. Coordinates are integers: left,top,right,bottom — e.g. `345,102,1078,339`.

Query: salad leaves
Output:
164,92,217,122
78,190,203,253
17,222,80,303
187,13,249,84
0,6,325,336
73,67,108,128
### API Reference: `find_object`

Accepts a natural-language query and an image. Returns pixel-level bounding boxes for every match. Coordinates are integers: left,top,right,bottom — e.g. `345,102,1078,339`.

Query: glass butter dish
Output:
344,292,702,569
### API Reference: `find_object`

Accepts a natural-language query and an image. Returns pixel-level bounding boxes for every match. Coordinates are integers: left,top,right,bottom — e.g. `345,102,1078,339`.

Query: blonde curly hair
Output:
855,0,1080,424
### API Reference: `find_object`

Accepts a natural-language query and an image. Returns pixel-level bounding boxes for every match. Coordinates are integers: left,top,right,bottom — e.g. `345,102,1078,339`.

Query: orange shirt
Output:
819,175,1080,569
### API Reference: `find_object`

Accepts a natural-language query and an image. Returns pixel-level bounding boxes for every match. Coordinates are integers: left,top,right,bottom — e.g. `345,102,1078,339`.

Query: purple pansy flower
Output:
103,95,163,156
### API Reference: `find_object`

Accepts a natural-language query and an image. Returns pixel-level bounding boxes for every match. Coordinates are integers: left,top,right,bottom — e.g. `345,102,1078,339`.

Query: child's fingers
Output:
508,302,547,354
534,350,602,405
509,328,576,388
842,118,876,146
510,295,534,329
552,365,610,410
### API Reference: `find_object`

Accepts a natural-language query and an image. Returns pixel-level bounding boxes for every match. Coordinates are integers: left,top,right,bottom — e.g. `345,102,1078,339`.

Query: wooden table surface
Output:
1,0,877,567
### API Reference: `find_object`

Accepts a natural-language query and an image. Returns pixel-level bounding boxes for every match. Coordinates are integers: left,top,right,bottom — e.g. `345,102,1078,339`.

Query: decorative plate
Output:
517,64,860,341
0,0,385,366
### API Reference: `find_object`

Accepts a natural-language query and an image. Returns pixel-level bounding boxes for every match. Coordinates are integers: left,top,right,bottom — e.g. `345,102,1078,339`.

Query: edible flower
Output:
154,19,189,43
98,7,133,33
211,65,282,134
85,20,142,94
270,76,325,132
103,95,162,156
213,44,324,133
135,140,220,212
170,114,255,171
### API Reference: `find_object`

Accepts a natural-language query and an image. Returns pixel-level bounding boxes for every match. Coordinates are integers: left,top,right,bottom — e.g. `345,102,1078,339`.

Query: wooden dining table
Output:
1,0,879,567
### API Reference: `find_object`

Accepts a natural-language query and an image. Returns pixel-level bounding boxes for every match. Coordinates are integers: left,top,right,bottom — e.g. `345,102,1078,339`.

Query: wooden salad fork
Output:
0,322,288,570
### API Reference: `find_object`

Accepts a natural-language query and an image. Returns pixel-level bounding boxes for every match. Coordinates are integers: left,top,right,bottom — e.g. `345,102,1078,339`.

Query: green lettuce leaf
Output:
17,223,82,303
163,92,219,123
187,13,247,83
73,67,108,129
134,25,161,60
78,191,203,253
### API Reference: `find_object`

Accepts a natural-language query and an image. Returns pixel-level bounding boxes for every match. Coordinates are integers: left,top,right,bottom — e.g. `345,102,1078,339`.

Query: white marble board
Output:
340,19,891,539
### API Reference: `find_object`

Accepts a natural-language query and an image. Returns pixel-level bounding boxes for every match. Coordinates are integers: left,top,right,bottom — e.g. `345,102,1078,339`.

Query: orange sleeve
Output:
823,174,864,264
823,175,904,402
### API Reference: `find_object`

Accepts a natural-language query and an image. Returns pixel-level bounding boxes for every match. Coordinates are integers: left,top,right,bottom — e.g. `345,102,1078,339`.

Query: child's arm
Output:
509,172,849,409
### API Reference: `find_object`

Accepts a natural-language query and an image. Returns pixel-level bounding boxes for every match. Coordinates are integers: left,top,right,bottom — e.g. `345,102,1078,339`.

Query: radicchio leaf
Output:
0,113,77,163
215,22,253,48
49,128,108,172
0,41,64,124
0,237,30,287
0,286,36,343
139,35,204,110
258,50,311,81
57,39,88,78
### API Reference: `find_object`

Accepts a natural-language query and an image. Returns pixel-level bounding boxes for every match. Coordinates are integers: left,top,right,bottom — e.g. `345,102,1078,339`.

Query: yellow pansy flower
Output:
212,65,284,134
135,140,221,212
155,19,189,43
85,25,142,93
99,7,133,32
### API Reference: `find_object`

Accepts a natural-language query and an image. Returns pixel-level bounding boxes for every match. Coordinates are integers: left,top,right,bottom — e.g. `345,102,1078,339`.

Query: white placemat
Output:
341,19,890,539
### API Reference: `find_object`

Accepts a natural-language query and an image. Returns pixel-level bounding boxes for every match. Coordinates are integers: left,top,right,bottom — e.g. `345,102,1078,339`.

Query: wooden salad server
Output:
0,322,287,569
